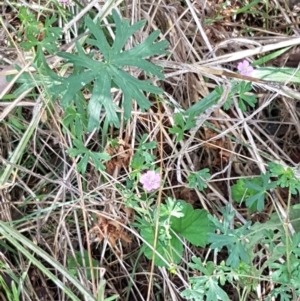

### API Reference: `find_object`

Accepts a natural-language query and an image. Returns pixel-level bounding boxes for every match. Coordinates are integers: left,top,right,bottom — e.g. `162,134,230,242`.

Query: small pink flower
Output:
237,60,254,76
59,0,68,3
140,170,161,192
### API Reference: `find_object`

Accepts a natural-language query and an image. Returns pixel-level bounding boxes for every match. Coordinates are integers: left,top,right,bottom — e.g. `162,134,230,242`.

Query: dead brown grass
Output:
1,0,300,300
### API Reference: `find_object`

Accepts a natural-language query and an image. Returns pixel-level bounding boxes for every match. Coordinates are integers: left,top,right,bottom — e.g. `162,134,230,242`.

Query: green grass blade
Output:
0,221,95,301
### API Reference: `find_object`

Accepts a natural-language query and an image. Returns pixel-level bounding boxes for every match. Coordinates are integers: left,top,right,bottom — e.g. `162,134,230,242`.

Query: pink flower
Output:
140,170,161,192
237,60,254,76
59,0,68,3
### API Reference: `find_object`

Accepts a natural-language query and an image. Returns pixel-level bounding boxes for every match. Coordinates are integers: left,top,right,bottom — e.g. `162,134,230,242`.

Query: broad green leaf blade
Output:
188,256,210,274
58,43,101,70
108,65,163,94
60,71,96,108
121,30,168,59
240,94,257,108
252,67,300,84
114,17,165,83
188,168,210,191
186,89,220,115
246,192,265,212
113,53,165,78
208,233,237,250
171,201,213,246
244,180,263,191
89,152,111,171
141,226,183,267
88,71,119,130
108,66,154,119
7,65,59,97
57,9,169,131
85,15,111,61
121,82,149,119
111,9,146,54
112,31,168,79
207,278,229,301
231,179,248,203
226,243,249,268
181,287,205,300
78,153,90,174
67,148,84,157
231,178,263,212
244,173,274,212
252,47,291,66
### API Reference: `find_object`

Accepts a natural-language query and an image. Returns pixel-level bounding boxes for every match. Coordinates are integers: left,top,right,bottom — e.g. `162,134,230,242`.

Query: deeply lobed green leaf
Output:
58,10,168,131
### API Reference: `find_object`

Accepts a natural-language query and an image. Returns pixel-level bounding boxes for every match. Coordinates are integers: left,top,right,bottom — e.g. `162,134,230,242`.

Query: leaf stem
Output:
284,189,292,277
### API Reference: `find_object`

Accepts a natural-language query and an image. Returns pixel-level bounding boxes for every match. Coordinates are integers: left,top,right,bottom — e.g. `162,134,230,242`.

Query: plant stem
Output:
284,189,292,277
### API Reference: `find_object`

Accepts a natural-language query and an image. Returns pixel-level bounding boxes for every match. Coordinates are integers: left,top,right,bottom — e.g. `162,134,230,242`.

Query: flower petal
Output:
140,173,149,185
139,170,161,192
237,60,254,76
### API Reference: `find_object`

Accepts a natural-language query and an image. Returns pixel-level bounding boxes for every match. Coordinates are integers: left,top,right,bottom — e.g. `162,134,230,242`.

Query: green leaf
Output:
238,81,257,112
206,278,229,301
253,47,291,67
234,0,261,14
169,112,196,142
231,179,248,202
67,139,111,174
221,80,240,111
268,162,285,175
77,153,90,174
19,14,61,66
244,173,277,212
89,152,111,171
110,12,146,56
181,257,230,301
208,232,250,269
188,257,215,276
269,287,291,301
291,232,300,251
130,135,156,169
226,243,249,268
186,89,220,115
63,103,88,140
68,250,98,281
208,205,251,268
162,198,185,219
7,63,63,98
181,284,205,300
88,71,119,130
268,162,300,194
171,201,213,246
188,168,210,191
208,233,237,248
269,204,300,233
141,226,183,267
58,11,168,131
252,67,300,84
231,177,263,212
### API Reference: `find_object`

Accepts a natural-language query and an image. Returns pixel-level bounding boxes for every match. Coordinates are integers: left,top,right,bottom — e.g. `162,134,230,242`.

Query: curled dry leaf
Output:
179,187,198,206
203,120,231,165
89,215,131,254
105,139,133,175
121,205,134,222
